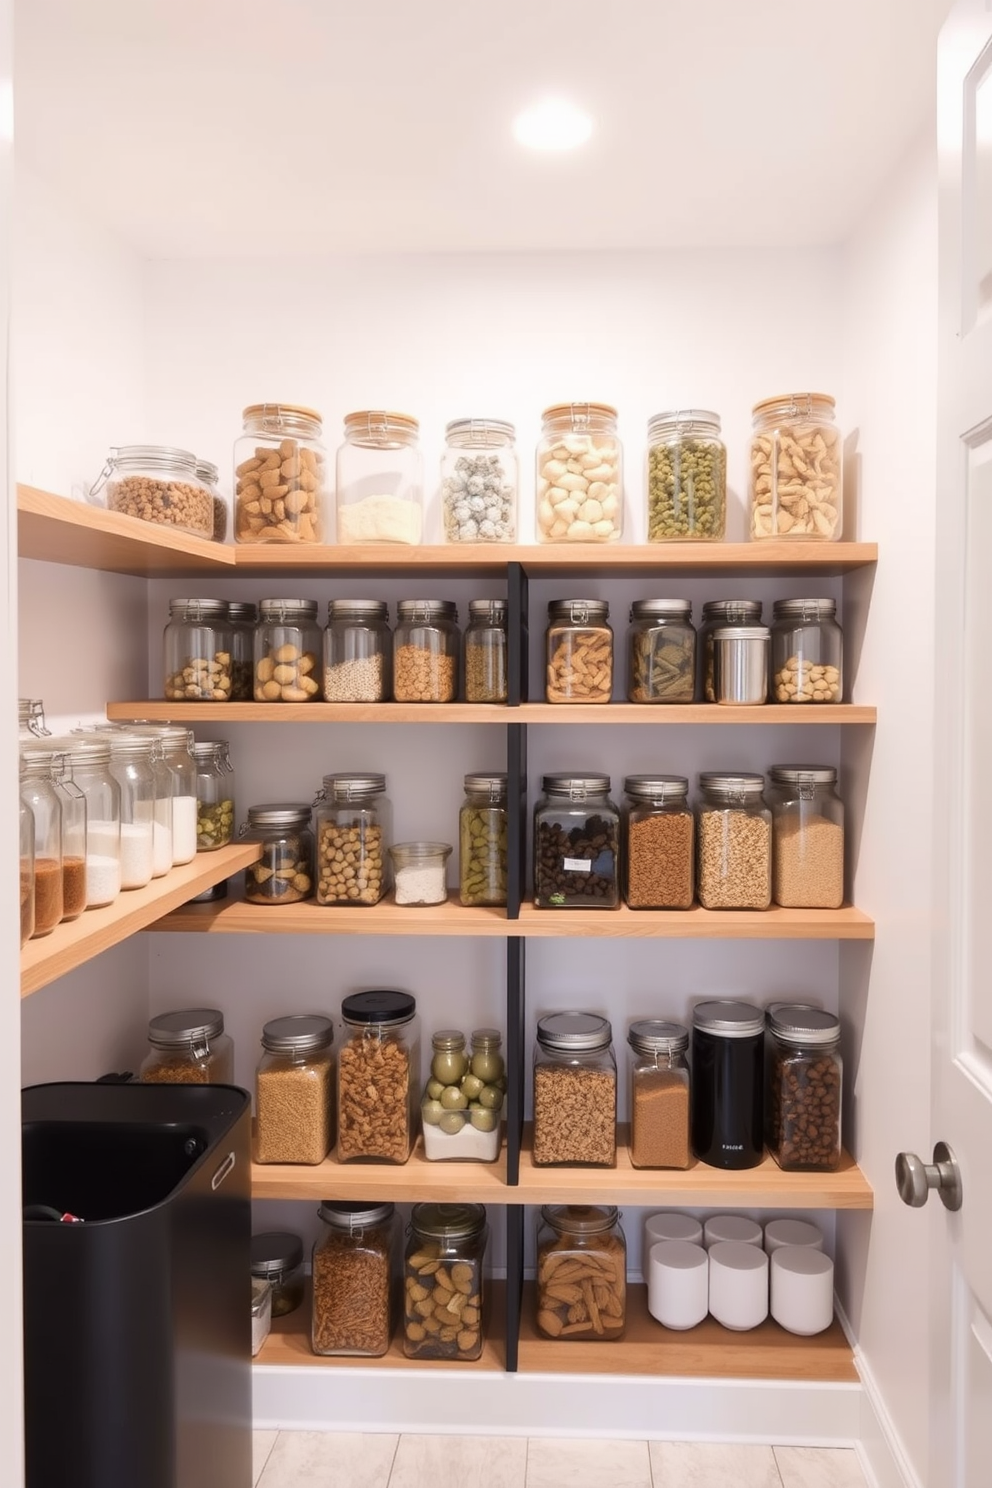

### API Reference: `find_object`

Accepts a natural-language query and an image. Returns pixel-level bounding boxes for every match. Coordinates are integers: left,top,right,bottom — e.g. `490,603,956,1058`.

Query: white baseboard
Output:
834,1301,924,1488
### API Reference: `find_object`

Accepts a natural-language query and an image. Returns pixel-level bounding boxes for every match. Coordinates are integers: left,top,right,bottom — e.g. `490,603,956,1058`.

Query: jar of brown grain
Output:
622,775,694,909
254,1014,336,1165
533,1012,617,1167
767,765,845,909
627,1020,691,1169
312,1202,397,1356
766,1006,842,1172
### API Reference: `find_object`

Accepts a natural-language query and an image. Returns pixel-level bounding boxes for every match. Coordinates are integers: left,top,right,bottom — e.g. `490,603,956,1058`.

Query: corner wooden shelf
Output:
108,700,876,726
17,485,235,576
251,1132,508,1202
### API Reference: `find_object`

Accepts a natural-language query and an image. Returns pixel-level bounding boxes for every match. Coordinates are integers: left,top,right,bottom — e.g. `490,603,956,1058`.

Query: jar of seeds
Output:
323,599,392,702
241,803,314,905
312,1202,397,1356
534,773,619,908
313,772,390,906
441,419,517,542
533,1012,617,1167
459,773,507,907
163,598,234,702
646,409,726,541
463,599,508,703
192,741,235,850
696,773,772,910
254,1015,336,1165
626,599,695,703
227,601,257,701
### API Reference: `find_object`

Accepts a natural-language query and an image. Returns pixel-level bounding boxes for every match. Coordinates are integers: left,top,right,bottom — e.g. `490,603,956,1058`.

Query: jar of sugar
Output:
388,841,452,906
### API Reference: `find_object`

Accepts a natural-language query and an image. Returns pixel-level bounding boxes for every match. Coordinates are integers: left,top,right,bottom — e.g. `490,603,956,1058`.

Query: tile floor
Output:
252,1432,869,1488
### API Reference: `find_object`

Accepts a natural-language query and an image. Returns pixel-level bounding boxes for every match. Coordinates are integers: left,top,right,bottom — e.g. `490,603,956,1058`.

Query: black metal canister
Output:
690,1000,765,1168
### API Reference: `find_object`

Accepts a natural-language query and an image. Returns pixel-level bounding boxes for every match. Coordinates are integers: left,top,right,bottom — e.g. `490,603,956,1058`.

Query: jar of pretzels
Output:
536,1205,626,1341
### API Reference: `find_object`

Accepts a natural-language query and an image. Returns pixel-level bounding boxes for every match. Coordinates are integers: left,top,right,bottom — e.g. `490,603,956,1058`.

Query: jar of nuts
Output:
254,1015,336,1165
459,773,508,907
534,773,620,909
646,409,727,541
195,458,228,543
536,403,622,542
533,1012,617,1167
241,803,314,905
749,393,843,540
403,1203,489,1361
338,990,419,1163
626,599,695,703
546,599,613,704
336,410,423,545
536,1205,626,1339
323,599,392,703
226,601,258,701
442,418,517,543
192,741,235,851
313,772,391,906
140,1007,234,1085
696,772,772,910
770,597,843,704
698,600,763,702
234,403,326,544
393,600,459,703
254,599,322,702
766,1005,842,1172
163,598,234,702
622,775,694,910
767,765,845,909
312,1202,398,1357
95,445,213,539
463,599,508,703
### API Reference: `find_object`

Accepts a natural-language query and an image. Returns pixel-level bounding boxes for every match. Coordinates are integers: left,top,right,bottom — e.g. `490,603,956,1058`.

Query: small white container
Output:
764,1218,825,1255
708,1240,769,1331
770,1246,834,1335
644,1212,704,1251
647,1240,709,1330
703,1214,763,1249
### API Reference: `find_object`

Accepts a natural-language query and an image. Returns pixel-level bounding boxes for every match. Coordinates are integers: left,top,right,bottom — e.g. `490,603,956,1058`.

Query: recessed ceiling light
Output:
513,98,593,152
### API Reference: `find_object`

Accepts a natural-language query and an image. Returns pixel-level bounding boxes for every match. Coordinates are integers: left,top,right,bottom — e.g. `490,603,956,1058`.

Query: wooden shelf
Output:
154,890,511,936
514,703,875,725
251,1131,508,1202
17,485,234,576
517,1284,857,1381
20,844,261,997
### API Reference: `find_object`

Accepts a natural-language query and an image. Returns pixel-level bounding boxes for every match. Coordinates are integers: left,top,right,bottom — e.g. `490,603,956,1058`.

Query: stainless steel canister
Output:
712,626,770,705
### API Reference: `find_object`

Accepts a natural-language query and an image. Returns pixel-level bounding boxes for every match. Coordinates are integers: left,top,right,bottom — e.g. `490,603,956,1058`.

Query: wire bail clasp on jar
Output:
569,403,592,430
84,450,120,504
794,771,817,802
51,752,86,805
567,601,591,625
567,780,589,803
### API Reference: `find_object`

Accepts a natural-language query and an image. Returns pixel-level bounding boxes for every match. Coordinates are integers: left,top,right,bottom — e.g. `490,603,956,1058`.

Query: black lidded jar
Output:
690,999,765,1169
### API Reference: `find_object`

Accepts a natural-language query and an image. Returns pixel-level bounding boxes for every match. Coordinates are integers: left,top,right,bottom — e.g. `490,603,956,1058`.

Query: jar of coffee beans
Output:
766,1005,842,1172
534,773,619,909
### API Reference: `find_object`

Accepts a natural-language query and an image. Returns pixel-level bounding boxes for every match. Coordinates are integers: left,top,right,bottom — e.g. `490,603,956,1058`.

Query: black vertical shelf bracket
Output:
504,1202,525,1373
505,935,525,1185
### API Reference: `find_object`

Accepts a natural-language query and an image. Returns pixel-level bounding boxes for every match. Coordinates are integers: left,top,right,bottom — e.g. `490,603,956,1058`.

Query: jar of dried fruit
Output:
749,393,842,540
766,765,845,909
254,1014,336,1165
533,1012,617,1167
766,1005,842,1172
241,803,314,905
337,990,419,1163
312,1202,397,1357
627,1020,691,1169
234,403,326,544
622,775,694,909
536,1205,626,1339
403,1203,489,1360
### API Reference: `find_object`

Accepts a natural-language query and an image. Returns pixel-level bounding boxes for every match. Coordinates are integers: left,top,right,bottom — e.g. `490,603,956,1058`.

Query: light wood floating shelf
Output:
17,486,235,576
251,1133,508,1202
20,843,261,998
108,700,876,726
155,890,511,936
513,703,875,725
514,903,874,940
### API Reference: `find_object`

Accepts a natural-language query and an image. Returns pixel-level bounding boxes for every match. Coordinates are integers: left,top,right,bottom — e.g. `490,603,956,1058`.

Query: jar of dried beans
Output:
533,1012,617,1167
254,599,322,703
767,765,845,908
749,393,842,540
403,1203,489,1360
140,1007,234,1084
312,1202,397,1356
696,772,772,910
337,990,419,1163
313,772,390,906
545,599,613,704
241,803,314,905
163,598,234,702
234,403,326,545
93,444,213,539
691,999,764,1169
536,1205,626,1339
698,600,763,702
534,773,620,909
323,599,392,703
627,1020,691,1169
766,1005,842,1172
770,598,843,704
622,775,694,909
463,599,508,703
393,600,459,703
626,599,695,703
254,1014,336,1165
250,1231,305,1316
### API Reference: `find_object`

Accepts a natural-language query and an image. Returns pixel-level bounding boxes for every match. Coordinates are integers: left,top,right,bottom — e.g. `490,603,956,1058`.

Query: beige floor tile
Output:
525,1437,652,1488
253,1430,278,1487
258,1430,398,1488
389,1434,527,1488
650,1441,783,1486
774,1446,867,1488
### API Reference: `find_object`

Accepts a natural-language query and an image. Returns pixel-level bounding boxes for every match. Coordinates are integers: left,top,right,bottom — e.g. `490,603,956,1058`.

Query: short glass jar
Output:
646,409,727,541
421,1027,505,1162
192,741,235,850
48,735,121,906
226,601,257,701
234,403,326,544
314,772,390,906
255,1015,336,1165
459,773,507,907
442,419,517,543
627,599,695,703
534,773,620,909
393,600,459,702
20,790,34,945
336,410,423,544
770,598,843,704
546,599,613,704
536,403,622,542
250,1231,305,1317
696,772,772,910
96,444,212,539
107,734,157,890
242,803,314,905
533,1012,617,1167
767,765,845,909
403,1203,489,1360
691,999,765,1169
323,599,392,702
254,598,322,703
164,598,234,702
622,774,694,909
628,1020,691,1169
749,393,842,540
536,1205,627,1339
463,599,508,703
19,751,63,936
389,841,452,905
766,1006,842,1172
140,1007,234,1084
337,990,419,1163
196,458,228,543
312,1202,397,1357
698,600,763,702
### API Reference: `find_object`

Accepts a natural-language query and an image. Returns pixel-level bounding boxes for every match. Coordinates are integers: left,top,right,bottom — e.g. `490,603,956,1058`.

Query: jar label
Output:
563,857,592,873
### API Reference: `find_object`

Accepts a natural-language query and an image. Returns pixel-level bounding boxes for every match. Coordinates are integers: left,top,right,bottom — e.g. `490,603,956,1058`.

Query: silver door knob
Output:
895,1141,962,1211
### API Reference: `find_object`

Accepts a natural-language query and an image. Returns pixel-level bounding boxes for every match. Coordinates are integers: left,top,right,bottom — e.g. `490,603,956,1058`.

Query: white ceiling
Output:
14,0,946,258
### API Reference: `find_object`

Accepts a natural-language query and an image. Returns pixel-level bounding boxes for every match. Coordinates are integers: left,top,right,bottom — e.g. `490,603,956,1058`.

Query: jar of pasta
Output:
545,600,613,704
749,393,842,540
536,1206,626,1339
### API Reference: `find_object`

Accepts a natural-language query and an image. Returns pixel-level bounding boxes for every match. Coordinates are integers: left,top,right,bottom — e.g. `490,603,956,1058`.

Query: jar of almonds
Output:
254,599,322,702
749,393,842,540
234,403,326,544
536,1205,626,1340
313,772,391,906
403,1203,489,1361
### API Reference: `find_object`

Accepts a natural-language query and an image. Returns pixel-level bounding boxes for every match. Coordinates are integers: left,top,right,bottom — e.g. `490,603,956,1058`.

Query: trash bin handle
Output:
210,1151,236,1191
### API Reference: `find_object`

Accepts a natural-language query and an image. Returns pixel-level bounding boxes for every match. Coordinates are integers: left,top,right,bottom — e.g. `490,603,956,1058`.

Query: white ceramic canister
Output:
708,1240,769,1330
644,1212,704,1251
770,1246,834,1335
703,1214,763,1249
647,1240,709,1331
763,1218,824,1255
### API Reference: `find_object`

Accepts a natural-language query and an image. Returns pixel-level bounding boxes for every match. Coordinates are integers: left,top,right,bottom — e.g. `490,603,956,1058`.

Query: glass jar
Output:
131,725,197,865
226,601,258,701
50,753,87,919
338,990,419,1163
20,789,35,945
459,773,507,907
20,752,62,936
767,765,845,908
389,842,452,905
691,999,765,1169
534,773,619,909
536,1206,626,1339
393,600,459,702
749,393,842,540
140,1007,234,1084
336,410,423,544
254,598,322,702
18,698,49,742
314,772,390,906
766,1006,842,1172
626,599,695,703
163,598,234,702
546,599,613,704
242,803,314,904
234,402,326,544
49,735,121,907
323,599,392,702
403,1203,489,1360
107,735,157,890
441,419,517,543
698,600,763,702
533,1012,617,1167
536,403,622,542
770,598,844,704
622,775,694,910
627,1020,691,1169
195,458,228,543
421,1028,505,1162
463,599,508,703
255,1015,336,1165
192,741,236,850
696,772,772,910
250,1232,304,1317
646,409,727,541
93,444,212,539
312,1202,397,1357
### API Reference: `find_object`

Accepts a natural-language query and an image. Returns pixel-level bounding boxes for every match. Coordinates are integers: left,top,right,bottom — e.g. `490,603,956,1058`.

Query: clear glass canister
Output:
49,735,121,906
441,418,517,543
336,410,423,544
463,599,508,703
140,1007,234,1084
234,402,326,544
323,599,392,702
421,1028,505,1162
696,772,772,910
646,409,727,541
192,741,235,850
95,444,212,538
393,600,459,703
691,999,765,1168
19,751,63,936
250,1231,305,1316
163,598,234,702
254,598,322,702
338,990,419,1163
107,734,157,890
50,752,87,918
770,598,843,703
132,725,197,865
536,402,622,542
767,765,845,908
536,1205,626,1339
533,1012,617,1167
312,1202,397,1356
242,803,314,904
226,601,258,701
255,1014,336,1165
698,600,763,702
622,774,694,909
403,1203,489,1360
389,841,453,905
766,1006,842,1172
20,789,34,945
749,393,842,540
546,599,613,704
314,772,390,906
627,599,695,703
627,1020,691,1169
195,458,228,543
534,773,619,909
459,773,507,907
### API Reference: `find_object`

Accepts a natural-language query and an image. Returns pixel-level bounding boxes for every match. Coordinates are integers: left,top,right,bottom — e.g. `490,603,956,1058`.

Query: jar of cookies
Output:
337,990,419,1163
254,599,322,702
536,403,622,542
313,772,390,905
403,1203,488,1360
749,393,842,540
536,1205,626,1340
234,403,326,544
241,803,314,905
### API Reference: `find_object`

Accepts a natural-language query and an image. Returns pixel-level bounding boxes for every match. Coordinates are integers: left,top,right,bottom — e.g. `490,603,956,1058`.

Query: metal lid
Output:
318,1201,395,1231
647,409,721,436
261,1014,334,1054
109,444,198,473
129,724,194,748
698,771,765,796
321,773,386,801
702,599,762,620
547,598,609,621
772,597,837,618
629,599,692,620
537,1011,612,1052
692,1000,765,1039
445,418,516,443
148,1007,224,1048
194,459,219,484
246,802,313,829
396,599,457,619
467,598,508,618
411,1202,487,1240
19,749,60,776
250,1230,304,1276
259,598,318,620
464,772,507,796
341,989,417,1027
542,402,617,423
227,602,258,622
769,1005,840,1045
540,1204,619,1235
431,1029,466,1051
768,765,838,786
712,625,770,641
627,1019,690,1057
540,772,611,798
327,599,389,619
622,774,689,802
168,598,228,620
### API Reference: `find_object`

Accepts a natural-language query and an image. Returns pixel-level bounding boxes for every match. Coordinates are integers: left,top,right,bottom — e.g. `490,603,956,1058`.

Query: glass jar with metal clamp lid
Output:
241,803,314,905
403,1203,489,1360
696,772,772,910
323,599,392,702
646,408,726,541
312,1203,398,1356
163,598,234,702
441,418,517,542
234,402,327,544
90,444,212,538
459,774,507,907
192,741,236,851
627,1020,691,1168
533,1012,617,1167
313,773,391,905
536,403,622,542
463,599,508,702
534,773,619,908
140,1006,234,1084
626,599,695,702
226,601,257,701
254,598,321,702
767,764,844,908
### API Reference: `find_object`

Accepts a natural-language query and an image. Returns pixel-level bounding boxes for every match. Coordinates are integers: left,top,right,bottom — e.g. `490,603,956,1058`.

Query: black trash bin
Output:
22,1081,252,1488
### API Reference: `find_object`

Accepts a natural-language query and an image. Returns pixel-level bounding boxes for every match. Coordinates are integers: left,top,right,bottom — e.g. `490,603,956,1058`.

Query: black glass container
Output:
690,1000,764,1169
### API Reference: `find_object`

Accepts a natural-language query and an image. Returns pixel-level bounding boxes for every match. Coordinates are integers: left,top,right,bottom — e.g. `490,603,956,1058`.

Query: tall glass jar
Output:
536,403,622,542
459,773,508,907
49,735,121,907
536,1206,626,1339
107,734,157,890
140,1007,234,1084
312,1203,397,1357
163,598,233,702
627,1020,691,1168
696,772,772,910
441,419,517,543
226,601,257,701
534,773,619,909
50,753,87,919
314,773,390,906
626,599,695,703
234,402,326,544
254,598,322,702
749,393,842,540
19,788,35,945
336,410,423,544
94,444,212,538
767,765,845,908
393,600,459,703
646,410,727,541
691,999,765,1169
192,741,235,851
131,725,197,865
622,775,694,909
338,990,419,1163
195,457,228,542
770,598,843,703
242,803,314,905
463,599,508,703
323,599,392,702
255,1014,336,1165
698,600,763,702
19,751,63,936
403,1203,488,1360
766,1006,842,1172
546,599,613,704
533,1012,617,1167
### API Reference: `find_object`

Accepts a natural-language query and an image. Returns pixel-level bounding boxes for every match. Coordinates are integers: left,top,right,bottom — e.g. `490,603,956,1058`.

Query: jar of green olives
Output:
459,773,507,907
421,1028,505,1162
192,741,235,850
403,1203,489,1361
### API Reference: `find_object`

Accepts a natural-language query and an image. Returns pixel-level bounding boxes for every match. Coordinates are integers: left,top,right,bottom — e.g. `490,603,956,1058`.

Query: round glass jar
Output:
163,598,233,702
770,597,843,703
48,735,121,906
691,999,765,1169
698,600,763,702
389,841,452,905
463,599,508,703
628,1020,691,1169
106,734,157,891
646,409,727,541
96,444,212,539
192,741,235,850
250,1231,305,1316
196,457,228,543
533,1012,617,1168
312,1202,397,1357
323,599,392,702
421,1028,505,1162
226,601,258,701
139,736,174,878
131,725,197,865
314,772,390,906
459,773,507,907
696,772,772,910
534,773,619,909
254,598,321,702
393,599,459,703
242,803,314,905
140,1007,234,1085
622,775,694,910
749,393,842,540
767,765,845,909
234,402,326,544
536,403,622,542
19,751,63,936
20,789,34,945
536,1205,626,1339
337,990,419,1163
441,419,517,543
627,599,695,703
403,1203,489,1361
546,599,613,704
255,1015,336,1165
766,1006,842,1172
336,410,423,544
